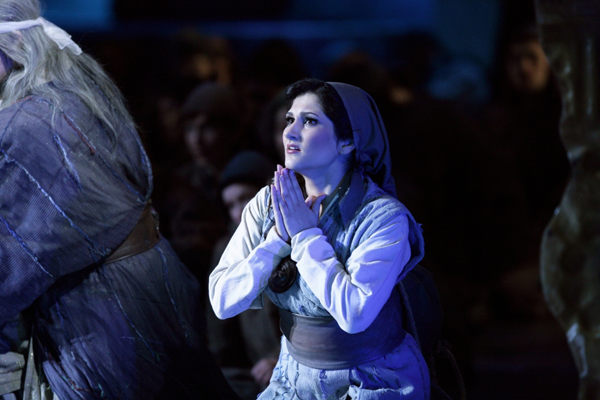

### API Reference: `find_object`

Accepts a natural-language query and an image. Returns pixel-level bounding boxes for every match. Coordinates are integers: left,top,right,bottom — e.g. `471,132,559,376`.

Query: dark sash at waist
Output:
279,289,405,370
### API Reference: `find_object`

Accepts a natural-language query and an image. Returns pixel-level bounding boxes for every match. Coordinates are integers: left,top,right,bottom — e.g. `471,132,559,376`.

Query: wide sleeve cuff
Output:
264,226,292,259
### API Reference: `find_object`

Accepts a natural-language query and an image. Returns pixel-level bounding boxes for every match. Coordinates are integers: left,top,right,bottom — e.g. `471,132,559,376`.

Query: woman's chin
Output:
283,159,296,170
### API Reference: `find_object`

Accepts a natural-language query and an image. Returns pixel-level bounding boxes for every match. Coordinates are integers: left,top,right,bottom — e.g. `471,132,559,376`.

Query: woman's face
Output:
283,93,345,177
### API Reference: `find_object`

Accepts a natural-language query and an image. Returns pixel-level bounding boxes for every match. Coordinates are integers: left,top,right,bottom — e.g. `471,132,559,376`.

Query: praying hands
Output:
271,165,326,242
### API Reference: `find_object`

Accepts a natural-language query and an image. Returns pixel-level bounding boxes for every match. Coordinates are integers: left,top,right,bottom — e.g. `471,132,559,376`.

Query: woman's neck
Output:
301,165,349,197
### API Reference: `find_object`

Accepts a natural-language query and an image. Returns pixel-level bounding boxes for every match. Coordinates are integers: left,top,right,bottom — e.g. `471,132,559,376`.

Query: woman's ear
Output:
338,140,354,155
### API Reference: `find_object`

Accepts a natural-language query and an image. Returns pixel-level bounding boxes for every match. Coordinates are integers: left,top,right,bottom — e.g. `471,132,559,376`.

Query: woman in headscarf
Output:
0,0,239,399
209,79,428,399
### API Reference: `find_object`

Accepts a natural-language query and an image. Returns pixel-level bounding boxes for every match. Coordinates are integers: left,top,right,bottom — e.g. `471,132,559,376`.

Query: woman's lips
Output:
286,144,300,153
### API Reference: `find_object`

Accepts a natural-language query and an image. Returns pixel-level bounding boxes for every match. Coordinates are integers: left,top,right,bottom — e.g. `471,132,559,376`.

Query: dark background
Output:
42,0,579,399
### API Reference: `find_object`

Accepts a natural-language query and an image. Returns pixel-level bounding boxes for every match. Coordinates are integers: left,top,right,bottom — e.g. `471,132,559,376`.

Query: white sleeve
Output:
209,187,291,319
290,213,410,334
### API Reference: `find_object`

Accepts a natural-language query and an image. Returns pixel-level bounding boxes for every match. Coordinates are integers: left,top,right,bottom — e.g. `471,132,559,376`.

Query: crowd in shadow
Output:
83,21,572,399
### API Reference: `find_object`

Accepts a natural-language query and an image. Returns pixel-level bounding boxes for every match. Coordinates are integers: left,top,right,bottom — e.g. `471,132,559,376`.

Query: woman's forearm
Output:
209,227,290,318
208,187,291,318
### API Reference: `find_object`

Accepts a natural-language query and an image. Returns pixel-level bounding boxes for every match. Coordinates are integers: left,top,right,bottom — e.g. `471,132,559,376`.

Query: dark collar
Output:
320,170,352,213
321,169,366,229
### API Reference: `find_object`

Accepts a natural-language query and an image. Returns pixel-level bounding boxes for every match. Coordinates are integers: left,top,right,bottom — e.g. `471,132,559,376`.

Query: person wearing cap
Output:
206,151,281,399
209,79,429,399
157,81,246,288
0,0,239,399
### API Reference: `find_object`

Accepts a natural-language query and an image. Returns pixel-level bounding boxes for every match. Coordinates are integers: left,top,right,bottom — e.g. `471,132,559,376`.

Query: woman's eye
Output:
304,118,317,126
285,117,294,125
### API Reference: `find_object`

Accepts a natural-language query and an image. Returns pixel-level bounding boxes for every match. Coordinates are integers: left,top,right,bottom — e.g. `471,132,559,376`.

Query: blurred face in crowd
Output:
183,114,226,168
222,183,260,225
505,39,551,94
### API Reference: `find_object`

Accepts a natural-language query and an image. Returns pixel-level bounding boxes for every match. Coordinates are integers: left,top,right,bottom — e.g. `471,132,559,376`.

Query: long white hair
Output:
0,0,136,141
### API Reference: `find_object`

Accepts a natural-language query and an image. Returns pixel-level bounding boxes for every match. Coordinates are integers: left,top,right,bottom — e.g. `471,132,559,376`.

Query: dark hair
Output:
218,150,273,192
507,24,540,47
285,78,353,143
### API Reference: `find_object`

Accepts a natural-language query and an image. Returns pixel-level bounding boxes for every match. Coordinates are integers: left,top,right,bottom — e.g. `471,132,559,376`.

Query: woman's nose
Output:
284,121,300,140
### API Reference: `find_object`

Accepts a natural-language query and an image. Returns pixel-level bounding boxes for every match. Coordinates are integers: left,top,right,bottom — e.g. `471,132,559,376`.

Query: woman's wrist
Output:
265,227,292,257
274,226,291,244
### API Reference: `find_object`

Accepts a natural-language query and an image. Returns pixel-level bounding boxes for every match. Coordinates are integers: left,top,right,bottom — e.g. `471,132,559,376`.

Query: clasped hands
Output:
271,165,326,243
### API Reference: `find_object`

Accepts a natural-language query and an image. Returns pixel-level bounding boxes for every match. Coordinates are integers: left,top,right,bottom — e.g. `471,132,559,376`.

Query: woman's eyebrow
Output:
298,111,320,118
286,111,320,118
